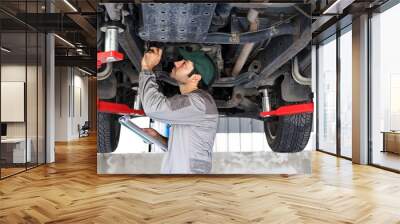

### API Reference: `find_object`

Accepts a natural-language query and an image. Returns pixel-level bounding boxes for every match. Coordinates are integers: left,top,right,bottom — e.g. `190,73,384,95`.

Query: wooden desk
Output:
382,131,400,154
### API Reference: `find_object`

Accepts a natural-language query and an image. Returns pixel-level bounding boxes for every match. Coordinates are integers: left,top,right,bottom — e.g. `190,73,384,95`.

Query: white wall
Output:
1,65,30,138
72,73,89,138
54,67,89,141
1,65,26,142
1,63,46,163
1,82,25,122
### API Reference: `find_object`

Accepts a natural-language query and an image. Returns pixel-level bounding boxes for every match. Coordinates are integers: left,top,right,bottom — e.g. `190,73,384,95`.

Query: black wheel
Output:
97,112,121,153
264,112,312,153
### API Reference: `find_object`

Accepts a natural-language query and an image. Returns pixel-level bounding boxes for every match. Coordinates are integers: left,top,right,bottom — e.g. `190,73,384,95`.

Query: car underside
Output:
97,3,313,153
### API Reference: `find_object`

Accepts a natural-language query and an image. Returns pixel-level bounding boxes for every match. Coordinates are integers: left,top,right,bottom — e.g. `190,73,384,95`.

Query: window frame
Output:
367,0,400,173
316,23,353,161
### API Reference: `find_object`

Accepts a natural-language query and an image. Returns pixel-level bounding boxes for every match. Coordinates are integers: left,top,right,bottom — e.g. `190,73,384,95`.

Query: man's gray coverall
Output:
138,70,219,174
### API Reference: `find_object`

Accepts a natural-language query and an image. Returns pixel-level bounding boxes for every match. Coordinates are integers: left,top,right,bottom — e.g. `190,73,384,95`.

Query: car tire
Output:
97,112,121,153
264,112,312,153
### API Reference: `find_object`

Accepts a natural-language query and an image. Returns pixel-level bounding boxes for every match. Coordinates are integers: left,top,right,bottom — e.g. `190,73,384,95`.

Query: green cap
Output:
178,48,216,86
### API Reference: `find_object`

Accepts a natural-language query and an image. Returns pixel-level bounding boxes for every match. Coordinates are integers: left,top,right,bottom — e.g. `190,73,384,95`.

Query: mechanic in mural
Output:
139,47,219,174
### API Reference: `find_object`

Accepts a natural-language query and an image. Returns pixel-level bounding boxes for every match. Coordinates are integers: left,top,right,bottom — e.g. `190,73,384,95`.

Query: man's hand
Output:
141,47,163,71
142,128,168,145
142,128,161,138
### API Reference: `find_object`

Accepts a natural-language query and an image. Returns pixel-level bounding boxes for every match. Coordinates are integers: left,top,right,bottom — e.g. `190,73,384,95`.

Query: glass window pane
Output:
0,0,46,179
26,0,43,169
1,18,28,177
27,31,38,169
371,3,400,171
340,27,352,158
38,32,45,165
318,36,337,154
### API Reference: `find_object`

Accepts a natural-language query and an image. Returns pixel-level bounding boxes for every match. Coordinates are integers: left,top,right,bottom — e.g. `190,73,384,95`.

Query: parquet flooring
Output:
1,167,26,178
1,135,400,223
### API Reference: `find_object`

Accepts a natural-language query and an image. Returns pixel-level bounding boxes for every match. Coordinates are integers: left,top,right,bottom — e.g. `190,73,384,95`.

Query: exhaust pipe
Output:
98,24,124,80
231,9,259,76
97,63,113,81
292,57,311,86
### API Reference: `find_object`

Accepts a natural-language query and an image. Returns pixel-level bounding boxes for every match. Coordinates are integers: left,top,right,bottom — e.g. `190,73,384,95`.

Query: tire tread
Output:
97,112,120,153
264,112,312,153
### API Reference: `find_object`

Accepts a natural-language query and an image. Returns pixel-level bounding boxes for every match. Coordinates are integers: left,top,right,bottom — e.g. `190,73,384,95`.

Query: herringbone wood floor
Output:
1,135,400,224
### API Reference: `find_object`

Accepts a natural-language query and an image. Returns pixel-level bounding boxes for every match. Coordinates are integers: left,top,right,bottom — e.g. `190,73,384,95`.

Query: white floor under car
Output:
114,117,315,154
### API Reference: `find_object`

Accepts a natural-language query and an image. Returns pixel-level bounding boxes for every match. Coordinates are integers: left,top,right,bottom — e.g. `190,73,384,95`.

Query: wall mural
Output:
97,3,313,174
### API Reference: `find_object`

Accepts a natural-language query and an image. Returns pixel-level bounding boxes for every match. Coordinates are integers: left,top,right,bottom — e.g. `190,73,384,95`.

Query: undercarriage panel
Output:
138,3,216,42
